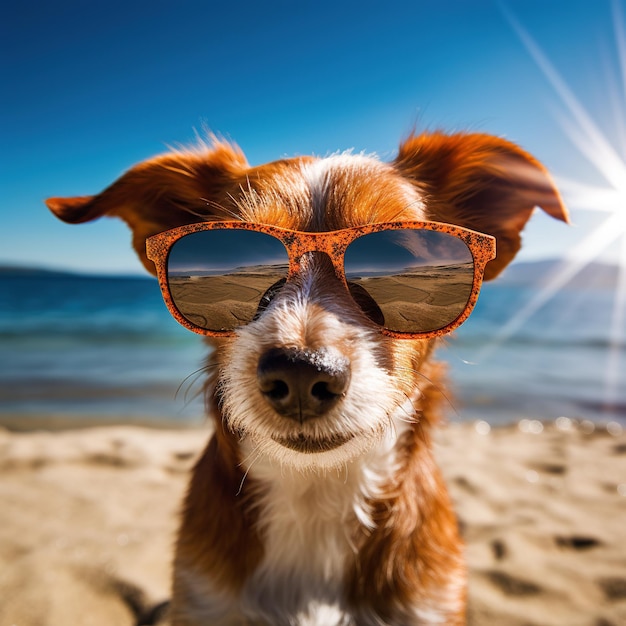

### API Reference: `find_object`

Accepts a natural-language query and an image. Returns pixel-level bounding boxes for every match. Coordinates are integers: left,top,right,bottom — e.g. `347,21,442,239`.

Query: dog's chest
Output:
237,449,395,622
246,468,361,585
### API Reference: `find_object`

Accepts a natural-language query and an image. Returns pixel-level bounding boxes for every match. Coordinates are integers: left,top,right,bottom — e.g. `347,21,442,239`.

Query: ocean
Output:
1,264,624,430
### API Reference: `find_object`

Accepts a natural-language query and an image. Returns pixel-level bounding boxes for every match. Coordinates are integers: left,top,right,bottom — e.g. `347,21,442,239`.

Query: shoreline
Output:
1,419,625,625
2,410,624,433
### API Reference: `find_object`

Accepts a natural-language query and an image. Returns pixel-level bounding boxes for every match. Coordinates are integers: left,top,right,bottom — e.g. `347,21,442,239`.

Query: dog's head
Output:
47,132,567,471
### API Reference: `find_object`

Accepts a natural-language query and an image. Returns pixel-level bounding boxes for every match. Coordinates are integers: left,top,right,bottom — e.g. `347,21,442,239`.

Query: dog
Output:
47,130,568,625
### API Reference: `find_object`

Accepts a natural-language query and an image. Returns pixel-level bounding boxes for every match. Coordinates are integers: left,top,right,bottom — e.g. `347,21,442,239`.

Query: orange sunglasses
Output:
146,221,496,339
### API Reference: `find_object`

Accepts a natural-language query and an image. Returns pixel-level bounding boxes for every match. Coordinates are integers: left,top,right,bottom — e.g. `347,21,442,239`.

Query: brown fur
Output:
348,363,465,623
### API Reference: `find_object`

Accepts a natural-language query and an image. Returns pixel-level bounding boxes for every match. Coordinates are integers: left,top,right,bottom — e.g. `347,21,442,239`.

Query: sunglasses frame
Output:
146,220,496,339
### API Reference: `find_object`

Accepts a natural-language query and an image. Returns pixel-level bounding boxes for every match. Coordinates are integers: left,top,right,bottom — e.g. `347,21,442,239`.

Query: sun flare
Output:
482,2,626,413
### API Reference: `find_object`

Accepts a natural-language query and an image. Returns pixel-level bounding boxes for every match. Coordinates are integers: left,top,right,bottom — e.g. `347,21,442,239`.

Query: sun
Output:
483,1,626,413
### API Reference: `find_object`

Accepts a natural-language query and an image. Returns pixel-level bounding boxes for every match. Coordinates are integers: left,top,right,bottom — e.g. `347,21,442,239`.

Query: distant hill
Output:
0,265,149,280
0,265,78,277
497,259,620,289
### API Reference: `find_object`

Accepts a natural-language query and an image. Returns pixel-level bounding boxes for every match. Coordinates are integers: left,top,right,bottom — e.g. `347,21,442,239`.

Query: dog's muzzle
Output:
257,347,350,423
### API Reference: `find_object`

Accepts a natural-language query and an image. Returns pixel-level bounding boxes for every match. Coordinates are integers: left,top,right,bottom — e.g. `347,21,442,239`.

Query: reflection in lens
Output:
254,278,287,321
167,229,289,331
344,229,474,333
347,282,385,326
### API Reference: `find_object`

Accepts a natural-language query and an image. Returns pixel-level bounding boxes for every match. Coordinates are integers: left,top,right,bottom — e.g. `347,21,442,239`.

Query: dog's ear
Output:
395,132,569,280
46,141,249,274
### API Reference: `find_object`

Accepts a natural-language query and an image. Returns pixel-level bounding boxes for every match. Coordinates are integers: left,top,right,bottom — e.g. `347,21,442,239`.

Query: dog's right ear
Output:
395,132,569,280
46,141,248,274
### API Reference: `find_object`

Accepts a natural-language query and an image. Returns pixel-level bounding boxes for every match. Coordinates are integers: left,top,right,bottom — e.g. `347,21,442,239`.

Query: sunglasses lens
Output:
344,229,475,333
167,229,289,331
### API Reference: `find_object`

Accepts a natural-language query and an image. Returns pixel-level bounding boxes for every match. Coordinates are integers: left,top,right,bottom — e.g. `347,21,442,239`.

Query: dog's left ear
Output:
46,141,249,274
395,132,569,280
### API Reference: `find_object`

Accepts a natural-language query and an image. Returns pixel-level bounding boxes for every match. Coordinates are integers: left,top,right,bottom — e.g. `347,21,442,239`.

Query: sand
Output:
1,419,625,626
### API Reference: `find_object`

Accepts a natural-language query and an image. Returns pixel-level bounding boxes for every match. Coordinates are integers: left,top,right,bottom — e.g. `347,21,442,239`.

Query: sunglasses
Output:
146,221,496,339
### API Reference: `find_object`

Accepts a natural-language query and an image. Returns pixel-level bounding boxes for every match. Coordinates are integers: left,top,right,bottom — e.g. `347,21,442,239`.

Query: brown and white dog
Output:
47,131,567,625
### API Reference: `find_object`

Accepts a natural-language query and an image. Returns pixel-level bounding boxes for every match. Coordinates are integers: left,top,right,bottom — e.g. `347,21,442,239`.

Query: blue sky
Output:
2,0,625,275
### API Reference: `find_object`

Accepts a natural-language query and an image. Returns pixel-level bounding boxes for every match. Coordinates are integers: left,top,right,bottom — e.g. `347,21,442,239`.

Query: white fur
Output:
301,154,426,225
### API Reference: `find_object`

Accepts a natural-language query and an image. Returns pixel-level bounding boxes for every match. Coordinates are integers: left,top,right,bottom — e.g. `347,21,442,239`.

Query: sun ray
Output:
478,211,625,360
602,56,626,161
555,115,626,194
557,177,626,213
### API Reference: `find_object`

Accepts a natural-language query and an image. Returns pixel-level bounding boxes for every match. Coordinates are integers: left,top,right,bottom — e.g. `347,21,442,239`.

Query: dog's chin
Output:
272,432,355,454
242,428,383,472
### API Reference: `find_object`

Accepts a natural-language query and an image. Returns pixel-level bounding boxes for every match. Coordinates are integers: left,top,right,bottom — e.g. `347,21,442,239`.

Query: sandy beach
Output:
1,418,625,626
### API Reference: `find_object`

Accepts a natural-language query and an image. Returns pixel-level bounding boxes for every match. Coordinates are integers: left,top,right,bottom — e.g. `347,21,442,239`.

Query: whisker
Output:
385,410,399,436
395,393,420,424
236,444,263,496
394,365,459,416
175,364,218,407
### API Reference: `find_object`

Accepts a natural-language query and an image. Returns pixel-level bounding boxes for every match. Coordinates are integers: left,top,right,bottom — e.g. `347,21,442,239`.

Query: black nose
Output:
257,347,350,422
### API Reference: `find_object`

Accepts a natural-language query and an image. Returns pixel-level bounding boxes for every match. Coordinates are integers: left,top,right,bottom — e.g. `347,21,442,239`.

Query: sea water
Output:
1,267,624,429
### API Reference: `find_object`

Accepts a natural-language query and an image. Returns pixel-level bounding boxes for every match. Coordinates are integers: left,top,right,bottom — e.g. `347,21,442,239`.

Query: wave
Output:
0,328,192,346
454,332,626,352
4,317,624,352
